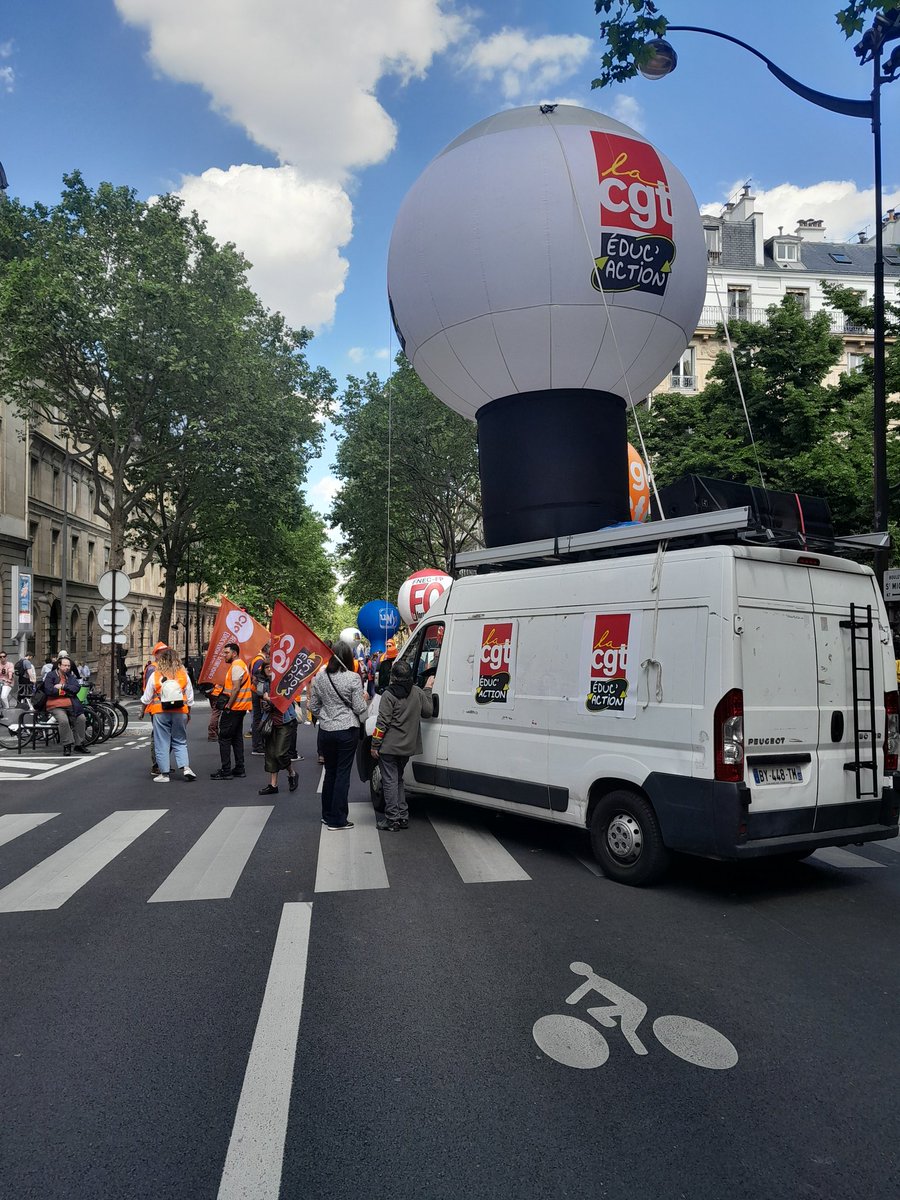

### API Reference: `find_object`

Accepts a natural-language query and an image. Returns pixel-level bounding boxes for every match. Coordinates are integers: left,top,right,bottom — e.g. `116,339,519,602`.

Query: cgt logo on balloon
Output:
475,620,516,705
591,134,674,297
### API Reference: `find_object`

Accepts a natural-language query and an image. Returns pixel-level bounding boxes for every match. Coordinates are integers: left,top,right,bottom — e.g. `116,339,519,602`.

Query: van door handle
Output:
430,694,440,717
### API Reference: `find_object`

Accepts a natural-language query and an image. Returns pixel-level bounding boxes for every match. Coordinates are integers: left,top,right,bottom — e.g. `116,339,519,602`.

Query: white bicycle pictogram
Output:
533,962,738,1071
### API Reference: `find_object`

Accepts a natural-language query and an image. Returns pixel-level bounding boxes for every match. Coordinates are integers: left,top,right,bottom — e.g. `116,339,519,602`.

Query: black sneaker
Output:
397,818,409,830
378,820,400,833
73,745,91,755
232,768,247,778
325,821,355,831
210,769,234,780
258,784,279,796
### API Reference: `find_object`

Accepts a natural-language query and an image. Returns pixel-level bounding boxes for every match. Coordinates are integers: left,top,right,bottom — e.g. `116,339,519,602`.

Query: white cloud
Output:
177,164,352,330
463,28,592,102
610,95,644,133
0,40,14,92
115,0,468,180
703,178,900,243
307,474,342,512
347,345,390,364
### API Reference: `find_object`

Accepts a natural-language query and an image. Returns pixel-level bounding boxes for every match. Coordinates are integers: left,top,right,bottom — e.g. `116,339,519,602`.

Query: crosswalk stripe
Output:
0,813,59,848
148,806,274,903
875,836,900,856
316,767,324,794
217,902,312,1200
314,802,388,893
573,852,605,878
427,814,531,884
812,846,886,870
0,809,167,912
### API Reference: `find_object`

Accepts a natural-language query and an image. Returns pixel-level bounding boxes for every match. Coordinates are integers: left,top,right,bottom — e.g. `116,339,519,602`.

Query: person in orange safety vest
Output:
210,641,252,779
139,647,196,783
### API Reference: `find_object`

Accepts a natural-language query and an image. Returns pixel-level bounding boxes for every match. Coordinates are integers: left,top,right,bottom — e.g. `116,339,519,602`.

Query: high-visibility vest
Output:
225,659,253,711
146,667,190,715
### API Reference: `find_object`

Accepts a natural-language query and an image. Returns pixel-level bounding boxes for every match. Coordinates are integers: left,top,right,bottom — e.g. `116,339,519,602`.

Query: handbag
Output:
260,715,274,738
325,672,367,732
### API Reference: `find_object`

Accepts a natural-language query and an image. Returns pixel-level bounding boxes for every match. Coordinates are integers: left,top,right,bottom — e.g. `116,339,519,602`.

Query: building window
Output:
70,608,80,656
88,485,95,514
30,457,39,495
774,240,799,262
103,544,110,570
70,476,78,510
785,288,810,315
88,540,95,576
87,610,96,653
727,286,750,320
29,522,39,568
51,529,60,573
71,535,80,580
704,224,721,263
847,352,868,373
52,468,60,505
670,347,696,390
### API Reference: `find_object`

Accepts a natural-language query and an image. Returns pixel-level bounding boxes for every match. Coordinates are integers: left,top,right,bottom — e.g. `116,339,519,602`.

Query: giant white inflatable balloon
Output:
339,627,361,645
398,569,453,628
388,105,706,546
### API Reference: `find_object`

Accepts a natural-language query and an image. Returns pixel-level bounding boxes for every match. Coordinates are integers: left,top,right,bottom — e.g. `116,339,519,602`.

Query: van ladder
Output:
841,602,878,800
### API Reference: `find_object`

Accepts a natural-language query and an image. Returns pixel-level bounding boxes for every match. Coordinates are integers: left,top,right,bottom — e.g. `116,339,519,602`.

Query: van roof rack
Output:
452,508,889,573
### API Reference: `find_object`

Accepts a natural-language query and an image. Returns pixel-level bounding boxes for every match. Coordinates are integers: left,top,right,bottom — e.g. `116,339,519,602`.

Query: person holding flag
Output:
266,599,332,795
256,661,299,795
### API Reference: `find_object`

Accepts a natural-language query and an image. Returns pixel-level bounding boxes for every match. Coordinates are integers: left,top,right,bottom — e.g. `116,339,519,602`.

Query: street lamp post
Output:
641,16,900,583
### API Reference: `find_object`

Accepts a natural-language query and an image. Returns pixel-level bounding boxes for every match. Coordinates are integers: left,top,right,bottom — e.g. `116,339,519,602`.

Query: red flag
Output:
268,600,331,713
199,599,270,687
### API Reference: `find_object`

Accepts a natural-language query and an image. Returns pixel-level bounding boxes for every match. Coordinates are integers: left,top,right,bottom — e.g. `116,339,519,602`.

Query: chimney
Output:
794,218,828,242
884,209,900,247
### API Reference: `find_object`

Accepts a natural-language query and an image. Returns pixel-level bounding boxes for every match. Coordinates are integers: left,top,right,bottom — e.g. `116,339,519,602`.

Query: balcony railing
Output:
697,305,872,335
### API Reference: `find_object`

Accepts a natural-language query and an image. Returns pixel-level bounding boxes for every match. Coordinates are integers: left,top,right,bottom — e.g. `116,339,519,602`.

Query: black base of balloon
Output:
476,389,629,547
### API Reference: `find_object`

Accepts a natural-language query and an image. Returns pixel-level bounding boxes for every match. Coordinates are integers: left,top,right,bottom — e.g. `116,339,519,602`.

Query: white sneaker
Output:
183,767,196,781
154,774,170,783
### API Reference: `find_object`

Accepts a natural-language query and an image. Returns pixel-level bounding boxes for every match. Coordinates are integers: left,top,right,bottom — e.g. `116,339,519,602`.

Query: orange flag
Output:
268,600,331,713
199,599,270,687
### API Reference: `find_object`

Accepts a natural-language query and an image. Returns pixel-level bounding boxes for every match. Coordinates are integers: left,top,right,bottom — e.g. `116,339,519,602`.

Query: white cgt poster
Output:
579,612,643,719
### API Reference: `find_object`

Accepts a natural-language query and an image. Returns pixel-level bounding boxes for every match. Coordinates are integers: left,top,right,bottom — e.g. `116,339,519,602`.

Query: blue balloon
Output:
357,600,401,653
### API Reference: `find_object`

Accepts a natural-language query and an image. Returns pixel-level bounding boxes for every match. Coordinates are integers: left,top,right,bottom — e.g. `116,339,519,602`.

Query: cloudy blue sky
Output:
3,0,899,523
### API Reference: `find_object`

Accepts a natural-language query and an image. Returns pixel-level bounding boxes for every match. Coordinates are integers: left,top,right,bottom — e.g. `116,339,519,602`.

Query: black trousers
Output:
251,692,264,753
319,726,359,827
218,709,246,772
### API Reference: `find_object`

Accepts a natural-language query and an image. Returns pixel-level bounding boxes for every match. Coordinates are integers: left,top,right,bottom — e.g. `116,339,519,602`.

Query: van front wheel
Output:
590,790,670,886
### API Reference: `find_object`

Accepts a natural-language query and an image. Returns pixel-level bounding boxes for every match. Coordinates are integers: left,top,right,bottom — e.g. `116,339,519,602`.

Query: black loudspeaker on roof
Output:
652,475,834,546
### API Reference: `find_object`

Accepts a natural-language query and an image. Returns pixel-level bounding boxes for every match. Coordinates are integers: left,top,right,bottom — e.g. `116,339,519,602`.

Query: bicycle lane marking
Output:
217,901,313,1200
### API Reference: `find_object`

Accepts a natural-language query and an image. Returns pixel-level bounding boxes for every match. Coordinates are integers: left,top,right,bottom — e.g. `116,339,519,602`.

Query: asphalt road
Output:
0,710,898,1200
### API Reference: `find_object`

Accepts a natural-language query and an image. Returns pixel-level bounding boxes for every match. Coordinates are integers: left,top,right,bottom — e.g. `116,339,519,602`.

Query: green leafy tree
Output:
636,296,899,539
0,172,334,673
330,356,482,607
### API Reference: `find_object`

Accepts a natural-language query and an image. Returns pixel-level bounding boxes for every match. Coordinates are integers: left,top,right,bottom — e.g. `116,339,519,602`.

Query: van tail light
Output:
714,688,744,783
885,692,899,773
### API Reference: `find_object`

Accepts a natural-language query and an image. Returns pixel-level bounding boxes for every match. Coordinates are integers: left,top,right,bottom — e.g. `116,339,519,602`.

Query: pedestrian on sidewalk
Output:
140,647,196,783
42,653,90,756
0,651,14,714
309,640,369,830
211,642,252,779
371,659,435,831
256,663,299,796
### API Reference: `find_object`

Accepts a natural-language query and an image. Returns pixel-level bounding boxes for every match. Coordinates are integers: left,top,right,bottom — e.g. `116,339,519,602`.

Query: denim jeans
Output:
380,753,410,822
319,726,359,827
152,711,190,773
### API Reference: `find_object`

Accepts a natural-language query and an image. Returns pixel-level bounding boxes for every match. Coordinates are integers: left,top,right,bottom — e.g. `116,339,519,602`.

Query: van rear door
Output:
736,559,819,832
809,564,887,821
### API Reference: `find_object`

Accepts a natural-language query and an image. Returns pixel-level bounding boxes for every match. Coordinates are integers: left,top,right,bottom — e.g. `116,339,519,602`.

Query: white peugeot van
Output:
388,520,899,885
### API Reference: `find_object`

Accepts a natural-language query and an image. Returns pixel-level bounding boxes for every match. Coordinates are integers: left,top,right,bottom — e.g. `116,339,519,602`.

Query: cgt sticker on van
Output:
581,612,643,718
475,620,516,705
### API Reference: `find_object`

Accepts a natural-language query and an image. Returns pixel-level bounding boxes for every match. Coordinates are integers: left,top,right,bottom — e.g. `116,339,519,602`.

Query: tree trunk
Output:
158,566,180,646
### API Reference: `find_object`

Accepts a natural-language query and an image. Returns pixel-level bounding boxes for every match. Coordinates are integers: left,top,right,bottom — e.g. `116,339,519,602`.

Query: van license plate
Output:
752,766,803,785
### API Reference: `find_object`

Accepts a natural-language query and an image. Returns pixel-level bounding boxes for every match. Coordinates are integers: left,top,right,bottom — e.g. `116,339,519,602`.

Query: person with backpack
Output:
140,647,196,783
41,653,90,755
370,659,435,831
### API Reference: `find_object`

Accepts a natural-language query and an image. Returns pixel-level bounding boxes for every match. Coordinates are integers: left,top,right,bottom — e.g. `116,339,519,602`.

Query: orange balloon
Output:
628,443,650,522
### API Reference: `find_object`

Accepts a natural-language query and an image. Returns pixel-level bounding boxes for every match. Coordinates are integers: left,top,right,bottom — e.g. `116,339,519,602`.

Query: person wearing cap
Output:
144,641,169,777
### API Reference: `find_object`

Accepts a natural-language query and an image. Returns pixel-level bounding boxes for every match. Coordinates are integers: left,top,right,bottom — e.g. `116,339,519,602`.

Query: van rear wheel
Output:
590,790,670,886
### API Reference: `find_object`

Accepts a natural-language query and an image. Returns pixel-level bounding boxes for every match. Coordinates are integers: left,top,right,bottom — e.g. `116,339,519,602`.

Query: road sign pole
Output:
111,568,117,702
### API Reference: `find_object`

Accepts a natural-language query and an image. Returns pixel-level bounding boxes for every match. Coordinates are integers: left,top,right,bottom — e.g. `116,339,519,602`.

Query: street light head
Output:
639,38,677,81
